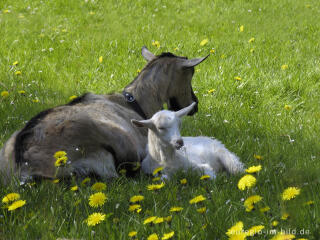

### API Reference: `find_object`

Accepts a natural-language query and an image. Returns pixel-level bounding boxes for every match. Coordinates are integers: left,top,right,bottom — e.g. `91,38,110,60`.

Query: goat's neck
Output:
147,131,176,167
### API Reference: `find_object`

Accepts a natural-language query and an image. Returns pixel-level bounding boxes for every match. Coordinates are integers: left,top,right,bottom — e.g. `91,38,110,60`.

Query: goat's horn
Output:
141,46,155,62
180,54,209,68
175,102,197,118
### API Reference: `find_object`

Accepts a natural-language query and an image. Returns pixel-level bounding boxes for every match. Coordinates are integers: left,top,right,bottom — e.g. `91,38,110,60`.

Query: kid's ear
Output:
131,119,155,129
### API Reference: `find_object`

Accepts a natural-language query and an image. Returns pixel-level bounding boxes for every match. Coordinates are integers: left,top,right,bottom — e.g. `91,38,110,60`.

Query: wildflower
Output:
247,225,264,236
32,99,39,103
196,69,200,72
162,231,174,240
239,25,244,32
148,233,159,240
234,76,242,81
147,182,165,191
89,192,107,207
248,37,255,43
15,71,22,75
253,154,263,160
86,212,106,226
55,156,68,167
245,165,262,173
210,49,215,54
244,195,262,211
143,216,157,225
201,224,208,230
99,56,103,63
164,215,172,222
208,89,216,94
13,61,19,66
152,41,160,48
281,213,289,220
250,48,255,53
284,104,292,110
3,9,10,14
180,178,187,184
91,182,107,191
200,39,209,46
170,206,183,212
52,179,60,184
2,193,20,203
18,90,26,94
174,47,179,51
272,221,279,227
153,166,164,176
189,195,206,204
200,175,211,180
1,91,9,98
70,185,78,191
304,200,314,206
136,69,141,73
153,217,164,224
270,232,295,240
130,195,144,203
282,187,300,201
152,177,160,181
197,207,207,213
281,64,288,70
226,221,244,236
89,11,95,15
54,151,67,159
129,204,141,212
237,174,256,190
221,54,226,58
81,177,91,185
259,206,270,213
8,200,26,211
69,95,77,101
128,231,138,237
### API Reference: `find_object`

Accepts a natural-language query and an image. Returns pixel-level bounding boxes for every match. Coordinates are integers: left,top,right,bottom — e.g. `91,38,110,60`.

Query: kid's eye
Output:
158,127,166,131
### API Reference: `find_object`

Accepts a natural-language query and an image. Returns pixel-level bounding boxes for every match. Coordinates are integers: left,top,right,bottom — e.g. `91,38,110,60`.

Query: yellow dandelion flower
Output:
197,207,207,214
247,225,264,236
152,177,161,182
129,204,141,212
1,91,9,98
239,25,244,32
8,200,26,211
153,167,164,176
130,195,144,203
174,47,179,51
152,41,160,48
170,206,183,212
32,99,39,103
201,224,208,230
281,213,289,220
13,61,19,66
270,232,295,240
147,182,165,191
86,212,106,226
148,233,159,240
128,231,138,237
89,11,95,15
272,221,279,227
189,195,206,204
208,89,216,94
52,179,60,184
281,64,288,70
200,175,211,180
54,156,68,167
196,69,200,72
99,56,103,63
162,231,174,240
15,71,22,75
89,192,107,208
3,9,10,14
229,233,247,240
237,174,256,191
250,48,255,53
253,154,263,160
18,90,25,94
284,104,292,110
70,185,78,191
136,69,141,73
54,151,67,159
91,182,107,191
143,216,157,225
180,178,187,184
245,205,254,212
226,221,244,236
259,206,270,213
2,193,20,203
164,215,172,222
153,217,164,224
282,187,300,201
69,95,77,101
244,195,262,211
81,177,91,185
248,37,255,43
200,39,209,46
221,54,226,59
210,49,215,54
245,165,262,173
304,200,314,206
234,76,242,81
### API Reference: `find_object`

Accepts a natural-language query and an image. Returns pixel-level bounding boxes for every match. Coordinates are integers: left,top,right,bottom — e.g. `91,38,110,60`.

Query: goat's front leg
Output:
141,155,162,175
197,164,216,179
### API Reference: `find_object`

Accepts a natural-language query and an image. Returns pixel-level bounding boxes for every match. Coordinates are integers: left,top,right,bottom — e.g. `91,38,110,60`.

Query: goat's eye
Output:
158,127,166,131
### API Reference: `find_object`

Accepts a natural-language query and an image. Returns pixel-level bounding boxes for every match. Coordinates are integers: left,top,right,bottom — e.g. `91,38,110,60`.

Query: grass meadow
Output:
0,0,320,239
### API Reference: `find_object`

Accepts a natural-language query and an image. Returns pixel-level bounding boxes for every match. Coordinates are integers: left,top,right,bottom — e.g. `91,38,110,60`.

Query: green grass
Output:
1,0,320,239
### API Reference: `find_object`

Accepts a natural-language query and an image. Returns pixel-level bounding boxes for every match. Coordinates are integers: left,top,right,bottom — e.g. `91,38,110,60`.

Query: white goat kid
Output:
131,102,244,179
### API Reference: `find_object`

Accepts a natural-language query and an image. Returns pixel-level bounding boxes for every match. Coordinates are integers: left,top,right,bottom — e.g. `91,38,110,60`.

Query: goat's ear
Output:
179,54,209,68
141,46,155,62
175,102,197,118
131,119,154,129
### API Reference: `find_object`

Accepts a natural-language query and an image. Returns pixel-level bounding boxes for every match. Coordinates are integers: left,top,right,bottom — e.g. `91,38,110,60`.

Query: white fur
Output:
132,103,244,179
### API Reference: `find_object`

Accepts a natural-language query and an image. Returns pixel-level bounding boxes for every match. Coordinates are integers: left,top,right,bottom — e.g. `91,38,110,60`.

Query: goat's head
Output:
131,102,196,150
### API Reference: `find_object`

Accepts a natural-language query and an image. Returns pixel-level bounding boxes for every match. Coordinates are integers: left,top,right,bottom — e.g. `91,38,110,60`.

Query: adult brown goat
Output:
0,47,208,183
